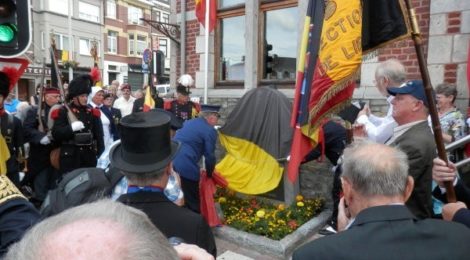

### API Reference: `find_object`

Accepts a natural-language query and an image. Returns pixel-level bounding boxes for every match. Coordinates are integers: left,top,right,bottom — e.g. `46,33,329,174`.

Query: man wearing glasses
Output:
23,87,61,206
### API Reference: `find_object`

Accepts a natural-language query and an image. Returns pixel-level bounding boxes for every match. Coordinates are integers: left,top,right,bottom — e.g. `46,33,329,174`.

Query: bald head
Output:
41,219,130,260
342,140,409,197
6,200,178,260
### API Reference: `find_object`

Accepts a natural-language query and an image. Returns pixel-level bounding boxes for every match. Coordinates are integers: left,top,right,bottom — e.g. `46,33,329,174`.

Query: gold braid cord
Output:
0,175,26,204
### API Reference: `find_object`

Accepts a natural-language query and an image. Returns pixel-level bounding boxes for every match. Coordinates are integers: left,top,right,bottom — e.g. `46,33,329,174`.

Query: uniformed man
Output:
165,75,200,124
23,87,61,204
172,104,220,213
51,74,104,174
0,71,25,188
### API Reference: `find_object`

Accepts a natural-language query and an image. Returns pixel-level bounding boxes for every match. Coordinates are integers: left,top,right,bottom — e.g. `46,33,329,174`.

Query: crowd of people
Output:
1,56,470,259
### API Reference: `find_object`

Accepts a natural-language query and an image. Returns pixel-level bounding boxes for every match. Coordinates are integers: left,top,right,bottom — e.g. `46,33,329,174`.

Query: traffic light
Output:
264,42,273,76
0,0,31,58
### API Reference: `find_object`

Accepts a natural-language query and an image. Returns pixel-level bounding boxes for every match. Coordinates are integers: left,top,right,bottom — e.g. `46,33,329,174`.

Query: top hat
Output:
110,110,180,173
387,80,434,108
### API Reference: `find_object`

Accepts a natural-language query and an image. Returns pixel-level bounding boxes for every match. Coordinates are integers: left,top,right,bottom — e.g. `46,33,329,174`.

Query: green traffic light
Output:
0,23,16,43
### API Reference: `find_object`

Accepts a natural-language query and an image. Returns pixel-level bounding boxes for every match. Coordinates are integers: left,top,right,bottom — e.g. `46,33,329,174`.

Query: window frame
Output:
53,33,69,51
162,13,169,24
214,5,246,86
136,35,147,56
159,38,168,57
78,1,100,23
214,0,298,87
258,1,298,86
49,0,70,15
128,6,144,25
79,38,99,56
106,0,117,19
107,31,118,54
129,34,135,56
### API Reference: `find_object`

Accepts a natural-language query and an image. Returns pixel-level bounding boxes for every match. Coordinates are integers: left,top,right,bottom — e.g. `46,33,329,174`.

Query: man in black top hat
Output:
51,74,104,174
165,74,200,123
113,111,216,257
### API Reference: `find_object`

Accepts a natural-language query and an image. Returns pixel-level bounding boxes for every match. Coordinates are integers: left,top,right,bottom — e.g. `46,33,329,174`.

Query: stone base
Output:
213,209,331,259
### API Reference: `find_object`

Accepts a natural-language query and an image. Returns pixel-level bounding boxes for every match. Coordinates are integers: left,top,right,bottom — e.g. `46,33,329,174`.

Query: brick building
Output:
172,0,470,114
103,0,171,89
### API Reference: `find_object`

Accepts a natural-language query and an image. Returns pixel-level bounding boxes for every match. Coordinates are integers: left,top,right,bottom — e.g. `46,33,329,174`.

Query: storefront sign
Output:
25,67,51,75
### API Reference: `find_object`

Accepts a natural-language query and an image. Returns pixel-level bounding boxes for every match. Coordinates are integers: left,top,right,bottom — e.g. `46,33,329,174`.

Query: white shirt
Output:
113,96,136,117
356,96,397,143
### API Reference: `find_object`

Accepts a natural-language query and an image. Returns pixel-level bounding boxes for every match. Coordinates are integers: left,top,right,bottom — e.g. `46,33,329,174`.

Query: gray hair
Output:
435,83,458,103
376,59,406,86
122,167,167,187
341,140,409,197
5,200,178,260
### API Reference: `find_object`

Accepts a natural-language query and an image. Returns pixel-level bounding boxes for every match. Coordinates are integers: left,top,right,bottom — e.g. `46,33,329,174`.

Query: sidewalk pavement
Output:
215,228,325,260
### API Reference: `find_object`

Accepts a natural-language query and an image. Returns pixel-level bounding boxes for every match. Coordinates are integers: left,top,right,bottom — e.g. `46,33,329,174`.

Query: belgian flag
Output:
288,0,410,182
215,87,292,194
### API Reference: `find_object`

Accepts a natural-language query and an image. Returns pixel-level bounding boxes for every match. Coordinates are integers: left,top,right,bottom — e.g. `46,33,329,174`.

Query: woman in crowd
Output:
101,93,121,141
88,87,114,150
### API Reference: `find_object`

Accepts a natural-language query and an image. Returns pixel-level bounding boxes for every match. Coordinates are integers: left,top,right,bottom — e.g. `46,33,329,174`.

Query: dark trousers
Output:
330,164,343,230
180,177,200,214
33,166,59,202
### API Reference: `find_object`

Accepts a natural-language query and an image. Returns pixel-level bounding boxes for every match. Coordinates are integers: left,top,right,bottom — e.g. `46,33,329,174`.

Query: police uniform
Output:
51,75,104,174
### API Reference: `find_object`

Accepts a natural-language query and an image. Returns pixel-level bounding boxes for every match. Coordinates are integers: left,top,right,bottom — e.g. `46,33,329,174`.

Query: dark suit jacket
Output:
391,121,436,219
118,191,216,257
293,205,470,260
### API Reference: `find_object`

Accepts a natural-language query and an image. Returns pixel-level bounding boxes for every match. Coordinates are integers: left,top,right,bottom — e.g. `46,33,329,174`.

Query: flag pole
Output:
404,0,456,202
203,0,210,104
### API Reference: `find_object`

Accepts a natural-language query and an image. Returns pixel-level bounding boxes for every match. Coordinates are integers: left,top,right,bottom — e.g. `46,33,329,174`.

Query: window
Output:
79,1,100,23
107,31,118,54
159,38,168,57
129,34,135,55
128,6,143,25
79,38,99,56
136,35,147,56
106,0,116,19
49,0,69,15
53,34,69,51
218,15,245,81
162,13,169,24
153,10,161,22
220,0,245,8
262,6,298,80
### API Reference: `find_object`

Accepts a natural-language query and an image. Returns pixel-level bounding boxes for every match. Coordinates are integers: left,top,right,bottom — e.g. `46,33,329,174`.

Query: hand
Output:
352,123,367,138
71,121,85,132
432,157,457,188
357,105,370,117
174,243,214,260
337,197,351,232
442,202,467,221
40,135,51,145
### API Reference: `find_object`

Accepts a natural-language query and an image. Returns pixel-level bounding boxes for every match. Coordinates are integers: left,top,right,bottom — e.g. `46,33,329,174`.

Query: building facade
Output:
103,0,171,89
172,0,470,114
20,0,103,101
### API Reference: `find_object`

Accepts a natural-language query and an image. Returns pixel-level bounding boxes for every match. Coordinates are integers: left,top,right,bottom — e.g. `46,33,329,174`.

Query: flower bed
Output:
215,189,324,240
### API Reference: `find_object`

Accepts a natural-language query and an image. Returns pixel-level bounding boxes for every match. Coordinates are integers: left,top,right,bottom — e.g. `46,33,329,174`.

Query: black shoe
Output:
319,225,337,236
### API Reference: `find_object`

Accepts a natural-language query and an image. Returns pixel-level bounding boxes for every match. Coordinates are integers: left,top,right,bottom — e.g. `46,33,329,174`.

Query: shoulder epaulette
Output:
0,175,26,204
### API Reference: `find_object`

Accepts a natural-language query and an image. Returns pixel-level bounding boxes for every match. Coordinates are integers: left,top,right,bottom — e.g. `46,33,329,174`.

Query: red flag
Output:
195,0,217,32
288,0,362,182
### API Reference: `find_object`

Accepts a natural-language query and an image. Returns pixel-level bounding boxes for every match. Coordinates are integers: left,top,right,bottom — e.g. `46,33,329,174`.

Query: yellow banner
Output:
318,0,362,81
